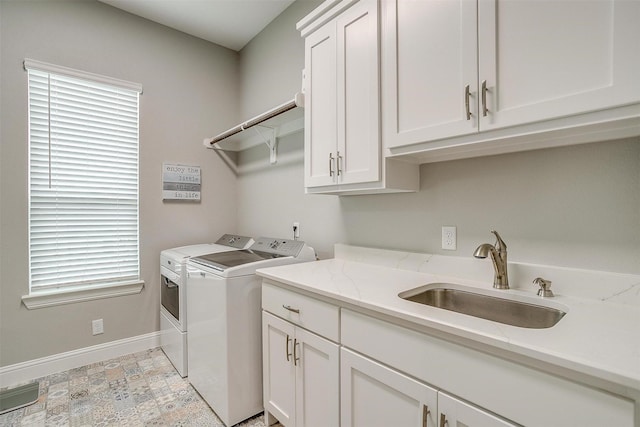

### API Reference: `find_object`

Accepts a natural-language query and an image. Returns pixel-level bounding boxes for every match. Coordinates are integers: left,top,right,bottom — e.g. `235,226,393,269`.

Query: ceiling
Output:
99,0,296,51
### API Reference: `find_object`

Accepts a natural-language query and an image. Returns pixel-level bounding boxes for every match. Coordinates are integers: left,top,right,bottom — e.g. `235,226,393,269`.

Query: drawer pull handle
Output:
293,338,300,366
422,405,430,427
286,334,292,362
282,305,300,314
440,413,447,427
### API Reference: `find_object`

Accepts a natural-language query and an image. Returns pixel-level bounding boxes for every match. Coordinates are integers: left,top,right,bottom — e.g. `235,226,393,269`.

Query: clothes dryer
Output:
160,234,253,377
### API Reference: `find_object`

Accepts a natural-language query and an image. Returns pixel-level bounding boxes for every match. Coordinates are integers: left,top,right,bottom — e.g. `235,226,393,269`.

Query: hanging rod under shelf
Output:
204,92,304,147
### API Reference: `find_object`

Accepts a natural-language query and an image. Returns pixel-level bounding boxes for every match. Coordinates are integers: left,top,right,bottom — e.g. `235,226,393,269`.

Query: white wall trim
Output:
0,332,161,388
23,58,143,93
22,280,145,310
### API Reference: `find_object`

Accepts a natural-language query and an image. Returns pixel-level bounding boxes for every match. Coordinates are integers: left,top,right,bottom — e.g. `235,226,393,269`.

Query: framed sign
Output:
162,163,201,201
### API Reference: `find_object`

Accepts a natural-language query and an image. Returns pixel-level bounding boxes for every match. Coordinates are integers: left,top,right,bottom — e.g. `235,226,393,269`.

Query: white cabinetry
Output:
382,0,478,145
383,0,640,161
262,313,296,426
341,347,438,427
298,0,418,195
437,392,517,427
261,283,339,427
341,309,635,427
261,280,635,427
341,348,516,427
478,0,639,131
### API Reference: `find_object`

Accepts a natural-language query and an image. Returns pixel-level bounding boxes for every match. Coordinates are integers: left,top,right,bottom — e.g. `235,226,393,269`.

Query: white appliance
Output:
186,237,316,427
160,234,254,377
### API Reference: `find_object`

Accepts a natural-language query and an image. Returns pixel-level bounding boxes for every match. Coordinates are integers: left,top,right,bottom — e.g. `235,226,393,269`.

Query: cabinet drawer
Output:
262,281,339,342
341,309,635,427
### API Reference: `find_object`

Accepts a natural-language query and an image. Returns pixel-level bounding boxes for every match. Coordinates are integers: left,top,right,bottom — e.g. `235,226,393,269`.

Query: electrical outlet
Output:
92,319,104,335
293,222,300,239
442,226,457,250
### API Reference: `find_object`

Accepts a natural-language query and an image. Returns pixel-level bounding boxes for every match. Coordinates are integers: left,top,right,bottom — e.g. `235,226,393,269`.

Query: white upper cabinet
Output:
478,0,640,130
303,0,380,189
383,0,640,161
382,0,479,145
336,0,381,186
304,21,338,188
299,0,419,195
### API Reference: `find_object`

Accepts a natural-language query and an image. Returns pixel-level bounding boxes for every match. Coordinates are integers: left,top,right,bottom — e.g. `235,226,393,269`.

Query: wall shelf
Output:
203,92,304,164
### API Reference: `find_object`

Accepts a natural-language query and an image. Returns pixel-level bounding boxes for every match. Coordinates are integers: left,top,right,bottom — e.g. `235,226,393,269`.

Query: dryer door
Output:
161,267,181,322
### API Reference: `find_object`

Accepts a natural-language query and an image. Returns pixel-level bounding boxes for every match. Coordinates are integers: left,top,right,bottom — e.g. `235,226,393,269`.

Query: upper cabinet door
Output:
304,23,337,188
478,0,640,131
336,0,381,185
383,0,478,148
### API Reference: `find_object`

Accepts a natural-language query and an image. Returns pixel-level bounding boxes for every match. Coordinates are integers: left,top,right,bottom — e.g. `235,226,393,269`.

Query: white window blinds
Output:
26,61,141,292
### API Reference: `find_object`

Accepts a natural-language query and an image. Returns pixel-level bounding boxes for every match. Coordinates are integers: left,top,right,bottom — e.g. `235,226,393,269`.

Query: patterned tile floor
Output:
0,348,268,427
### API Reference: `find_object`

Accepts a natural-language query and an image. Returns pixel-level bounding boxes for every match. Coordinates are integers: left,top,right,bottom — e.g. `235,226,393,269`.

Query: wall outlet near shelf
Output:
442,226,457,251
293,222,300,239
92,319,104,335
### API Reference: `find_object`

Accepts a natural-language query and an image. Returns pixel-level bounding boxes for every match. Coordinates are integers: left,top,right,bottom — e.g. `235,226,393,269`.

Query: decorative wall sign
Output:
162,163,201,201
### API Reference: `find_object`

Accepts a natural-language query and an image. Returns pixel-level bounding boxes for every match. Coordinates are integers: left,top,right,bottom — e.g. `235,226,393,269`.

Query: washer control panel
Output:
250,237,306,257
215,234,254,249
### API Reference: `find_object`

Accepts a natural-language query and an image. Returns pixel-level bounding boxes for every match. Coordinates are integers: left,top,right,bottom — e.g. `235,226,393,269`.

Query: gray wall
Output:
0,0,239,366
237,1,640,273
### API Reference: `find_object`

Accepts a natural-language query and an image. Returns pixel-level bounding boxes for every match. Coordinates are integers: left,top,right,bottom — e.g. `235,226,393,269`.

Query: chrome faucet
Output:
474,230,509,289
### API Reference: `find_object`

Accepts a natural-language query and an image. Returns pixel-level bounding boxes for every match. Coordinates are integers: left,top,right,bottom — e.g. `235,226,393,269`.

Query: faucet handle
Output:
534,277,554,297
490,230,507,251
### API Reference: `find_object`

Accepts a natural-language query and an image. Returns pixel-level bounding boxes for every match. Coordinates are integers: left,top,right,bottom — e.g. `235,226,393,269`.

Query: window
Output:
24,59,143,304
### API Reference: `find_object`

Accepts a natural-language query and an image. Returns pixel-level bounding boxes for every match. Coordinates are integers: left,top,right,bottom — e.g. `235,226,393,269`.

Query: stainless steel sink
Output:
399,285,566,329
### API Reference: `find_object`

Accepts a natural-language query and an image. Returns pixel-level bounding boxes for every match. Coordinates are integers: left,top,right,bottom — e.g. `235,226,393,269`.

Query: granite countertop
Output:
257,245,640,394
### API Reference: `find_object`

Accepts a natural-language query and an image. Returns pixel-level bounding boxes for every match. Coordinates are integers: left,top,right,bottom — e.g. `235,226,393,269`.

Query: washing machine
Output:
160,234,253,377
186,237,316,427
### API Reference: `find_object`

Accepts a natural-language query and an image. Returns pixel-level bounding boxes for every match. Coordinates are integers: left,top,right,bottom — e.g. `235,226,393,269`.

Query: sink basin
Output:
399,285,566,329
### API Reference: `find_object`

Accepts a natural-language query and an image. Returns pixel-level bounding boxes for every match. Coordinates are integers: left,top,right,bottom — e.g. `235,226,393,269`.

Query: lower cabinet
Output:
341,347,438,427
341,308,635,427
341,348,517,427
262,311,339,427
437,392,518,427
262,283,635,427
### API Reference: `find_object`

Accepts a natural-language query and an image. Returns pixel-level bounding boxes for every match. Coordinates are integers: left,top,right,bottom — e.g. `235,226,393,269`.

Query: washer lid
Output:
161,234,254,260
188,237,308,273
189,249,279,272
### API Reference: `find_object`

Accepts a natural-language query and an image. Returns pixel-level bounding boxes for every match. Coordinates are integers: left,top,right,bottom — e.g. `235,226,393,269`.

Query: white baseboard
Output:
0,332,161,388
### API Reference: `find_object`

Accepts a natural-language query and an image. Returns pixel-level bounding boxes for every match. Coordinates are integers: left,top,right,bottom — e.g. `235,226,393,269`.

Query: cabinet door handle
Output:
282,304,300,314
464,84,472,120
422,405,430,427
440,413,447,427
481,79,489,117
293,338,300,366
337,151,342,176
285,334,292,362
329,153,335,177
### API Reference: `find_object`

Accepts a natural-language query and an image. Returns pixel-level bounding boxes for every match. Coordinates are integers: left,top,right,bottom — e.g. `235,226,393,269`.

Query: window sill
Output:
22,280,145,309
